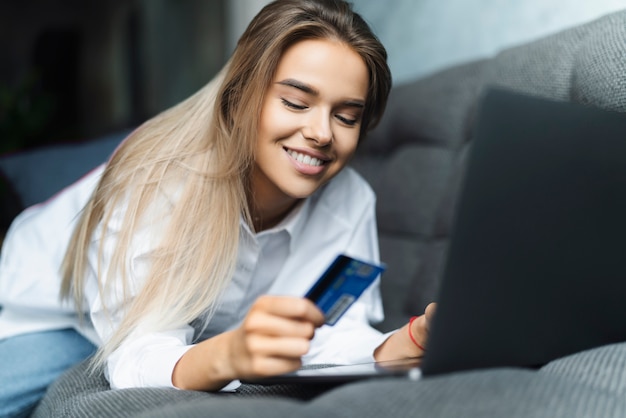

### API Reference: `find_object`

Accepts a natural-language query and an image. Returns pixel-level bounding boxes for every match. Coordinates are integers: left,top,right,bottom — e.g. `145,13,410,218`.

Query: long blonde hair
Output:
61,0,391,367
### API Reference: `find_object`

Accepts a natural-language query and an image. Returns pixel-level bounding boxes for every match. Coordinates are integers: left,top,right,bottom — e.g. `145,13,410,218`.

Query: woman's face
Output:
253,38,369,207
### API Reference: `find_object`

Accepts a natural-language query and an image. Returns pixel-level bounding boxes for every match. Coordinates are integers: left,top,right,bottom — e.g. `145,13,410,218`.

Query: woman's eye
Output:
336,114,359,126
281,98,307,110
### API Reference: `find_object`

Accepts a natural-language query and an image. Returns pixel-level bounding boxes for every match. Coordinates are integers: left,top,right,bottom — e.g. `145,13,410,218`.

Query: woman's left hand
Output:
374,302,437,361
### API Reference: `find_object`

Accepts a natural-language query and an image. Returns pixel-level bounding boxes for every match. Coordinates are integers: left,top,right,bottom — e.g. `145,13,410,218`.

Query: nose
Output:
302,109,333,146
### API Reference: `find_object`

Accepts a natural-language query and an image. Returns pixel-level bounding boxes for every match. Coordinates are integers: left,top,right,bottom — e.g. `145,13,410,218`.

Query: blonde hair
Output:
61,0,391,368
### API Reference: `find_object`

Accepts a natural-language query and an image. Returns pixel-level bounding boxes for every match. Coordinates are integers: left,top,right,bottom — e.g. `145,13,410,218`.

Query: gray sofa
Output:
1,8,625,417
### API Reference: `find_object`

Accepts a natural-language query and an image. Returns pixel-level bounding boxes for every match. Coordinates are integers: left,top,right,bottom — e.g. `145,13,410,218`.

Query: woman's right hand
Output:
172,295,324,391
228,296,325,379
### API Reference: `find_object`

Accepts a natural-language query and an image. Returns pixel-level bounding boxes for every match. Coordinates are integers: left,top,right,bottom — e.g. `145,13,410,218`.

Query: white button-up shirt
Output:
0,164,388,390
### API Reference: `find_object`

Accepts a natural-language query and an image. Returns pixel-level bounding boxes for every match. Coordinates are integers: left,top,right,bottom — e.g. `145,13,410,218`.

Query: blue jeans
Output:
0,329,97,418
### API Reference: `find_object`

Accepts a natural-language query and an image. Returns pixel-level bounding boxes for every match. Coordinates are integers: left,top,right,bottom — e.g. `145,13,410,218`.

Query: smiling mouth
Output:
285,149,327,167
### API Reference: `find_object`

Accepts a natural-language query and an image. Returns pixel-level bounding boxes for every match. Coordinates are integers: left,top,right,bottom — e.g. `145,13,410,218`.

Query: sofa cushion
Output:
484,27,585,101
353,145,455,237
352,143,457,330
570,11,626,112
33,359,337,418
0,131,128,208
359,60,488,155
129,344,626,418
402,142,470,315
374,235,425,331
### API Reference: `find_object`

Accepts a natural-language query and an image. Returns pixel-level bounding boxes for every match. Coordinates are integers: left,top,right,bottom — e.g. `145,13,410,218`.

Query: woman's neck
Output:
248,195,301,232
247,164,304,232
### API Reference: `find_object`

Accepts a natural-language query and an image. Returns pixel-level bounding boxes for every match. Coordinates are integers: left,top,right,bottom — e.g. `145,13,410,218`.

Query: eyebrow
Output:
276,78,365,108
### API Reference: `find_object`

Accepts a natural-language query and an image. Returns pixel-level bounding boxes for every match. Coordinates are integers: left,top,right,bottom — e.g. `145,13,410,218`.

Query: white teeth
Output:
287,150,324,167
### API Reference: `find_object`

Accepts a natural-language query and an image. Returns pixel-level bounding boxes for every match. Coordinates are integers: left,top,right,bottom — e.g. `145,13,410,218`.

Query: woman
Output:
0,0,434,415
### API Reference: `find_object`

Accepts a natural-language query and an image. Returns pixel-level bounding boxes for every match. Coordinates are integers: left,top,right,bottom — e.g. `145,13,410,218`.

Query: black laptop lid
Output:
421,88,626,376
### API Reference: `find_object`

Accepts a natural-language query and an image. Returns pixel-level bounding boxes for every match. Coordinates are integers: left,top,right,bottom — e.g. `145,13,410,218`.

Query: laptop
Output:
246,88,626,385
421,87,626,376
243,357,423,385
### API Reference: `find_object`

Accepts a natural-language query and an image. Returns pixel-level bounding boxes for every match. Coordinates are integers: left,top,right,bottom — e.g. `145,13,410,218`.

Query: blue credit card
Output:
305,254,386,326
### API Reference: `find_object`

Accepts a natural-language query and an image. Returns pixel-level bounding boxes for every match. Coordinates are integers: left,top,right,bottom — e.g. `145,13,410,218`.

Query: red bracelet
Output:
408,316,426,351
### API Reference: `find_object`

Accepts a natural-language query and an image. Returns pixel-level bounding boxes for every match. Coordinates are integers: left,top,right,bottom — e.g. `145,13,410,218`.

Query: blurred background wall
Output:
1,0,624,155
353,0,626,85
